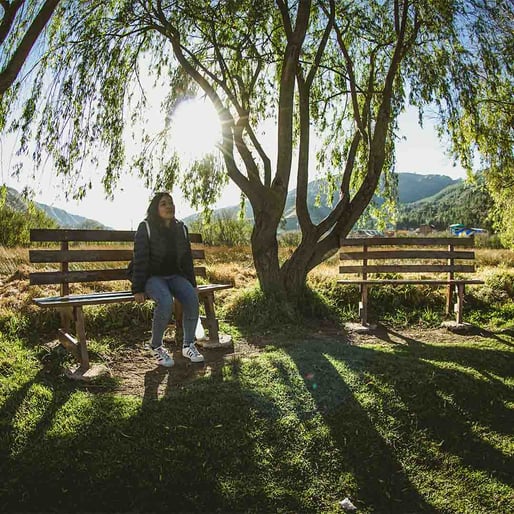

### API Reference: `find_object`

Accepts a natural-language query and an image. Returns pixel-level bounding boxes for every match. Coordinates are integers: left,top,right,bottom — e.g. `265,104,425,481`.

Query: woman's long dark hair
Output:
146,192,174,227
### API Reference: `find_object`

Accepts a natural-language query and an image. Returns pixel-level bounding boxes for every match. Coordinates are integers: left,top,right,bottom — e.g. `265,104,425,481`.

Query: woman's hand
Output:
134,292,146,303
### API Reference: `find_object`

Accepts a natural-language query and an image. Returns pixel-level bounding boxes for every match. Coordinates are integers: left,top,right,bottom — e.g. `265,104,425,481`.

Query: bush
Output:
189,212,252,246
0,202,57,247
278,231,302,247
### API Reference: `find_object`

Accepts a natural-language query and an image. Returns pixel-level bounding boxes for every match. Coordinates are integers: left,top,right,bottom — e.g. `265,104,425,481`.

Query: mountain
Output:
397,177,493,231
396,173,459,203
185,172,463,231
2,186,108,229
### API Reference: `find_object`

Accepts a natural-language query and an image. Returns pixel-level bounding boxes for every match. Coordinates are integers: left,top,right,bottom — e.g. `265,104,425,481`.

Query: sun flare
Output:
169,98,221,162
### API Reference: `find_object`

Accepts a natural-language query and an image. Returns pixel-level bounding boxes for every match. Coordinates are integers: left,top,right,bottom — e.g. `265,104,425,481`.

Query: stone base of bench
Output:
440,320,475,334
196,333,232,349
65,363,110,381
344,322,377,334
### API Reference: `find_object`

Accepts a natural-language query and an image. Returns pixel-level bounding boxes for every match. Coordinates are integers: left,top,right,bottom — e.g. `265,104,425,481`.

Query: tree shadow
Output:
286,331,514,502
283,341,438,513
2,326,512,513
1,350,310,513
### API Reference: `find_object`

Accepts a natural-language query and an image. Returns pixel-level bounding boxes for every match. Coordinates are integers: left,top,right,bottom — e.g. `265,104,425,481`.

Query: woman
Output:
131,192,204,367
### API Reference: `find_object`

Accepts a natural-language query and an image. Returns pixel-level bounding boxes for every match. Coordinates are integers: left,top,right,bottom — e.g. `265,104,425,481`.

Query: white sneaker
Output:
182,343,204,363
151,346,174,367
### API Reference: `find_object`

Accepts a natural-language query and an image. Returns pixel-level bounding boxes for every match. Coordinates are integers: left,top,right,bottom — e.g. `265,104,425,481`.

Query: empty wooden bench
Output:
29,228,233,376
338,236,484,327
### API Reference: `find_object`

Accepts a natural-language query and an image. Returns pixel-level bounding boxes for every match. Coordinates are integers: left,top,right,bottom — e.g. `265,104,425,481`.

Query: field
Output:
1,244,513,513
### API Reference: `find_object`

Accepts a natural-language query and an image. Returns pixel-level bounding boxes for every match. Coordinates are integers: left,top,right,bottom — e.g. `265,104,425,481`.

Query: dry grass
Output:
2,243,514,297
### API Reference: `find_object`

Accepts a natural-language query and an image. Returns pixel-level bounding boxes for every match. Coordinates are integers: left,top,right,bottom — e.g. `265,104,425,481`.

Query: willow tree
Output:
0,0,61,100
5,0,512,297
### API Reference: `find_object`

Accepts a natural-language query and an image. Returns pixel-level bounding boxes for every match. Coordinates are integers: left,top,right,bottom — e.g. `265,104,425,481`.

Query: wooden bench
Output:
29,228,233,377
338,236,484,328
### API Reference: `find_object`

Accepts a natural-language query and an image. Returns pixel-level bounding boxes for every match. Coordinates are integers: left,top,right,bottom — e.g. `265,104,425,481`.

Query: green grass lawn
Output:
1,325,513,513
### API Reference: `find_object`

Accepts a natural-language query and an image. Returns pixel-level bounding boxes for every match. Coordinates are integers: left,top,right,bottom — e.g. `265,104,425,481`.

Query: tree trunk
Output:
251,206,282,294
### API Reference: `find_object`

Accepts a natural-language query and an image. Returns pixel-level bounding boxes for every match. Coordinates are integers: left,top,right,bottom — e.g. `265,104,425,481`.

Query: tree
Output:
0,186,57,246
0,0,61,99
4,0,512,300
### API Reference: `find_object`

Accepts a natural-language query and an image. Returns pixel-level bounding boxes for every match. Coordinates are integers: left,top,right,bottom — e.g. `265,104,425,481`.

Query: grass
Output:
1,328,513,513
1,244,514,512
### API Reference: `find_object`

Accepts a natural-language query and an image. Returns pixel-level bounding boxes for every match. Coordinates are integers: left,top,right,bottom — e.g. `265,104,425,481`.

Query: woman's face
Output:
157,195,175,222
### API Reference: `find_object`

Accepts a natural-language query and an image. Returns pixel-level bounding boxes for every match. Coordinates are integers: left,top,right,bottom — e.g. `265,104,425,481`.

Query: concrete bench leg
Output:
454,283,465,324
359,284,369,325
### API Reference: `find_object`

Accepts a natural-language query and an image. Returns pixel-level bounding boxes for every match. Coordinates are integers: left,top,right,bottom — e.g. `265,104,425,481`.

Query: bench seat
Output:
33,284,233,308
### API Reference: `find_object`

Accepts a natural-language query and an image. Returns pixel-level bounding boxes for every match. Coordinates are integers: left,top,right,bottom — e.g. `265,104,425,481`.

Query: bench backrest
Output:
29,228,206,296
339,236,477,279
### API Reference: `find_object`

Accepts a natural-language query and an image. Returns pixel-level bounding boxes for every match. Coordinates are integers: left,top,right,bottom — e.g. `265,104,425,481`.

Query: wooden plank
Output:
33,293,134,308
30,248,204,263
30,229,135,242
30,249,133,263
338,279,484,285
31,228,203,243
57,329,80,360
340,236,475,247
340,250,475,260
339,264,475,274
30,268,130,285
198,284,233,293
32,284,233,308
194,266,207,278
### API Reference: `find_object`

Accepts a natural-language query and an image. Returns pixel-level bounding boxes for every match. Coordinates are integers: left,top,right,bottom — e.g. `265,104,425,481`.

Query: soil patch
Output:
43,324,499,399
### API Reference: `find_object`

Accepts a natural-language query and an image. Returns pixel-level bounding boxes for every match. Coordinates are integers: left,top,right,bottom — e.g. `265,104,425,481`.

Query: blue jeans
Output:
145,275,199,348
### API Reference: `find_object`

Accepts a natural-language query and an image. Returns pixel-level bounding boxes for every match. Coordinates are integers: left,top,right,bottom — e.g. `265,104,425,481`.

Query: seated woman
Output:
131,192,204,367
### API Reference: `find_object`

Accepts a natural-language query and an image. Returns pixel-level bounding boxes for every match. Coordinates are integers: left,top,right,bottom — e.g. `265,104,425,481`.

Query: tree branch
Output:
0,0,60,96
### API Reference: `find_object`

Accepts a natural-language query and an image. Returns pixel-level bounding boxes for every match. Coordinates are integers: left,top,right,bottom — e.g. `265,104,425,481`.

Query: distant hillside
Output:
185,172,463,231
397,173,459,203
2,186,108,229
397,178,494,231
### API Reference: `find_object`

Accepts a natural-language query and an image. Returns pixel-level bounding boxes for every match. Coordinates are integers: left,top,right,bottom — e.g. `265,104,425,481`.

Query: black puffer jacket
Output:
131,218,197,294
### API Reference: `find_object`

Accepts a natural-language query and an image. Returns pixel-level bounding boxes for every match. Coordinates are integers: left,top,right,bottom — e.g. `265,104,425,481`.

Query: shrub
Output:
189,212,252,246
0,202,57,247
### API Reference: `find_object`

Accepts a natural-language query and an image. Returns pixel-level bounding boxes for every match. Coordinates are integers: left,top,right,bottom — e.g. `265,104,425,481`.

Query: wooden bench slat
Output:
29,248,205,263
30,265,207,285
30,229,135,242
340,236,475,246
339,264,476,274
34,292,135,307
30,249,133,263
340,250,475,260
338,279,484,285
30,228,203,243
30,269,130,285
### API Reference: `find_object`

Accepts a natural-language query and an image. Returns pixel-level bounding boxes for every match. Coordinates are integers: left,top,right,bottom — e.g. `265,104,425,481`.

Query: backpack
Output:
127,220,150,281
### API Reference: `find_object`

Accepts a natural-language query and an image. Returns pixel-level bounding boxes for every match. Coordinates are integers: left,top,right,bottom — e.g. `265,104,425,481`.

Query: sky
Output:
0,102,466,230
